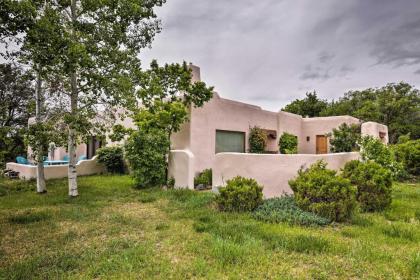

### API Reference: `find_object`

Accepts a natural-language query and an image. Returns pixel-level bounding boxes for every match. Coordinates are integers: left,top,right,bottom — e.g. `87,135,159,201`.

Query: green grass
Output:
0,176,419,279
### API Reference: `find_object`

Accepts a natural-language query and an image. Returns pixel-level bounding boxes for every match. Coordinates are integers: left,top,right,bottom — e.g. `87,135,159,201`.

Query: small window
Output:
306,136,310,142
215,130,245,153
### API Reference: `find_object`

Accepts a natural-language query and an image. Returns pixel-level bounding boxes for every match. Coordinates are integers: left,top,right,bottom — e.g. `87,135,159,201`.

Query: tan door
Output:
316,135,328,154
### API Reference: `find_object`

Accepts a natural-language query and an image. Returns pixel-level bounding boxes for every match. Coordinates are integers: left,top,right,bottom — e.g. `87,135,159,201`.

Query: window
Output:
216,130,245,153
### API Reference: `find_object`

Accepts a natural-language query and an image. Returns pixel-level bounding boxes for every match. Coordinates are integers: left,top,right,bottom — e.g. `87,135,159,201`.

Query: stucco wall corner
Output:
168,149,195,190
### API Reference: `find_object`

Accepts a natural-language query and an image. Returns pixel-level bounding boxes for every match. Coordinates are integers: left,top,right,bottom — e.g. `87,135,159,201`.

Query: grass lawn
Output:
0,175,419,279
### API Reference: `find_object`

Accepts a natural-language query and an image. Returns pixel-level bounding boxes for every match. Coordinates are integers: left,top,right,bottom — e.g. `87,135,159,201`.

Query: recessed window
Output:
306,136,310,142
215,130,245,153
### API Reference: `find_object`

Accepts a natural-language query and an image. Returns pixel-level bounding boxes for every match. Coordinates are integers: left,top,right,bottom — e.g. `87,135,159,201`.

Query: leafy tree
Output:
248,126,267,153
279,132,298,154
282,91,328,117
3,0,166,196
328,123,361,153
126,61,213,186
0,64,34,167
321,83,420,143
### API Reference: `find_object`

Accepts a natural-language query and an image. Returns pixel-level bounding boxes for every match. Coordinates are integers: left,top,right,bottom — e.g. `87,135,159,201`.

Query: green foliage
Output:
167,177,175,189
194,169,212,186
392,139,420,177
329,123,361,153
282,91,328,117
320,83,420,143
125,130,169,188
109,124,134,142
96,146,125,174
248,126,267,153
359,136,404,179
279,132,298,154
342,160,393,212
289,161,356,222
216,176,263,212
253,195,330,226
0,64,34,167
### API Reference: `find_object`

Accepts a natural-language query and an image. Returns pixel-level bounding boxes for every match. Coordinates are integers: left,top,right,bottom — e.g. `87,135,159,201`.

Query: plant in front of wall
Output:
194,169,212,188
328,123,361,153
96,146,125,174
248,126,267,153
279,132,298,154
289,160,356,222
216,176,263,212
359,136,404,180
342,160,393,212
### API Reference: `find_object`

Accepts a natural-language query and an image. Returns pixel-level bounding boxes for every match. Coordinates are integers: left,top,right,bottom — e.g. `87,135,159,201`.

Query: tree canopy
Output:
282,83,420,143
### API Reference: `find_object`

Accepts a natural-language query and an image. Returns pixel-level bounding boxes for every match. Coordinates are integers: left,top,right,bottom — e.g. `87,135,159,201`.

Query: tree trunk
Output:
68,0,78,197
35,72,46,193
68,71,78,197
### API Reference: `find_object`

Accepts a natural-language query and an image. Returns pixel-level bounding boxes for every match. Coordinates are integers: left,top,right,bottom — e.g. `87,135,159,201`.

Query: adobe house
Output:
169,65,388,179
12,64,388,194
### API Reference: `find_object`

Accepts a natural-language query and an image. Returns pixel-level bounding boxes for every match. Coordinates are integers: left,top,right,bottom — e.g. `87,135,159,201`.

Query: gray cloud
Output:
140,0,420,110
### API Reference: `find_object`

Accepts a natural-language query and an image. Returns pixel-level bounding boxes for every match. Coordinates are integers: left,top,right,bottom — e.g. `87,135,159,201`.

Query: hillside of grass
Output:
0,175,419,279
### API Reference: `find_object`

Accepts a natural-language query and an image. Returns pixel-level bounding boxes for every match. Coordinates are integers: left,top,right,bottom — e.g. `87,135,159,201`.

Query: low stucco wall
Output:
5,156,105,180
213,152,360,198
168,150,194,189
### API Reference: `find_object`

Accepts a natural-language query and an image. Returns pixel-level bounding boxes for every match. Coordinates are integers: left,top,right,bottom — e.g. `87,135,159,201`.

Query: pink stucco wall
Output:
213,152,360,198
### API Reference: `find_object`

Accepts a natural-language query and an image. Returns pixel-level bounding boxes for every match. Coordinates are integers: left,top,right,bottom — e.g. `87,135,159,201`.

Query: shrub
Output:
342,160,393,212
253,195,330,226
96,146,125,174
359,136,404,179
125,130,169,188
279,132,298,154
329,123,361,153
194,169,212,186
289,160,356,222
392,139,420,177
216,176,263,212
248,126,267,153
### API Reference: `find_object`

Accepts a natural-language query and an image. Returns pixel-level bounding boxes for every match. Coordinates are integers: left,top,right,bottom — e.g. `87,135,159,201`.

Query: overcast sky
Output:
141,0,420,111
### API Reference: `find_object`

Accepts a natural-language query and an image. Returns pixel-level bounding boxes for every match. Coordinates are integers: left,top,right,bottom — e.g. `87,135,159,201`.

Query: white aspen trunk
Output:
68,71,78,197
35,72,46,193
68,0,78,197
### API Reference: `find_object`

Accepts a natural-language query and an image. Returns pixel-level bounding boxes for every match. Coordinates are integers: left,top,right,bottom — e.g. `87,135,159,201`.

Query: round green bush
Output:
342,160,393,212
125,130,169,188
249,126,267,153
279,132,298,154
289,160,356,222
96,146,125,174
216,176,263,212
392,139,420,177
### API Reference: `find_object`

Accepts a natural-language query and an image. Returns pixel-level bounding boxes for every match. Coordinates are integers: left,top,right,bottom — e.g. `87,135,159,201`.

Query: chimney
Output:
188,63,201,82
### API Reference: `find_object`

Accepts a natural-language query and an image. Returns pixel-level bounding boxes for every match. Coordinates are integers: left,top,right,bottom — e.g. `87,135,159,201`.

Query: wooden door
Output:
316,135,328,154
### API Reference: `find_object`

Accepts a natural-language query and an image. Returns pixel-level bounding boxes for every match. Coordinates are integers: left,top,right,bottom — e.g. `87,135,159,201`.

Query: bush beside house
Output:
194,169,212,188
342,160,393,212
125,130,169,188
96,146,125,174
216,176,263,212
279,132,298,154
248,126,267,153
289,161,356,222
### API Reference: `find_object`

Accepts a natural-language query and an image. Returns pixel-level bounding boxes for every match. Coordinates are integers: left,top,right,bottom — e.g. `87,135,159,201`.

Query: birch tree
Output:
3,0,165,196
